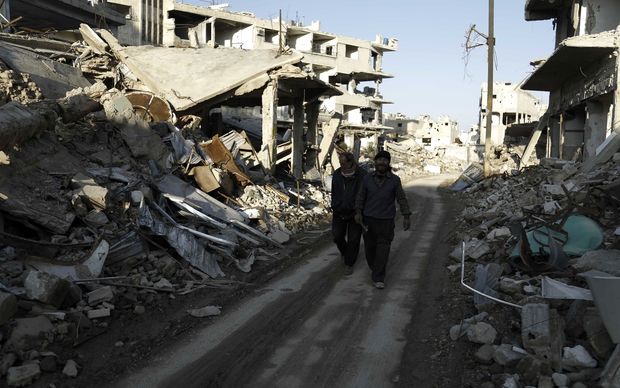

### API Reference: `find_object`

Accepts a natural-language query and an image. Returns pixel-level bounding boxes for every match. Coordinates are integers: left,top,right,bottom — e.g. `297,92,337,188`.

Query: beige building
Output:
384,113,460,148
521,0,620,165
479,82,545,145
105,1,396,140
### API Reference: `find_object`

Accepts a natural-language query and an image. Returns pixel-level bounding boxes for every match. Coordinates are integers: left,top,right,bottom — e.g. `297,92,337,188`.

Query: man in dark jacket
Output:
331,152,366,275
355,150,411,289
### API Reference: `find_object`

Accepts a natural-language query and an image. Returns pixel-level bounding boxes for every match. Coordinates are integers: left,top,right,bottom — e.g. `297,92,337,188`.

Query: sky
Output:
182,0,555,130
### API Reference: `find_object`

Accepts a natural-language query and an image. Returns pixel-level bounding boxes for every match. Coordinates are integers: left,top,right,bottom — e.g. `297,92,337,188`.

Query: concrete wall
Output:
583,0,620,35
479,82,544,144
289,32,312,52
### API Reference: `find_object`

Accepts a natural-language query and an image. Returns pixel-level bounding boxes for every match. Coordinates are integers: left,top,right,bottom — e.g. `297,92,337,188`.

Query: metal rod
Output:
460,241,522,309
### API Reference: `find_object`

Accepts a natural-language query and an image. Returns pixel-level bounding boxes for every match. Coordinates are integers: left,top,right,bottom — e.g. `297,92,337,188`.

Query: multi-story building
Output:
384,113,460,148
479,82,545,145
521,0,620,165
105,1,397,154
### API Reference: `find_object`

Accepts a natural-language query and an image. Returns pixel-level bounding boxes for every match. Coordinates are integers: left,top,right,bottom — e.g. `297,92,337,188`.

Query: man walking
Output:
355,150,411,289
331,152,366,275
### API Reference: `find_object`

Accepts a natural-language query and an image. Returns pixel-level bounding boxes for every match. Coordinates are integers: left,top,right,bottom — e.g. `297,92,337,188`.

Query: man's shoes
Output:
344,266,354,276
374,281,385,289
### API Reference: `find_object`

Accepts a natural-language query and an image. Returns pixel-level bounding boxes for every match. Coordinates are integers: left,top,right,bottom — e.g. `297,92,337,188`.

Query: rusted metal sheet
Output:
200,136,252,186
125,91,173,123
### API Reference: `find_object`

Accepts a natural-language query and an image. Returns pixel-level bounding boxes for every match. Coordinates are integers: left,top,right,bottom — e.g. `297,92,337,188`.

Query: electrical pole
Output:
483,0,495,177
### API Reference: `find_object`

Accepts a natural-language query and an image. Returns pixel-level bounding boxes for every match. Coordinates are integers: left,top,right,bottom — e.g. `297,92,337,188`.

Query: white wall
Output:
584,0,620,34
290,33,312,52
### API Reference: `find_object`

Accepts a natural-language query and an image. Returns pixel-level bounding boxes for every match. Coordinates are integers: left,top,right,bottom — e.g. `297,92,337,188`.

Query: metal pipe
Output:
460,241,523,309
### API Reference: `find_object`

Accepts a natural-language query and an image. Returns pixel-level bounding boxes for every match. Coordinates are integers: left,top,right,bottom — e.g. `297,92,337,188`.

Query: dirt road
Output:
116,175,461,388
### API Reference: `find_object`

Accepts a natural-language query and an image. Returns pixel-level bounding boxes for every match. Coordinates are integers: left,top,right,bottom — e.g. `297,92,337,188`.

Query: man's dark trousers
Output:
363,216,395,282
332,214,363,267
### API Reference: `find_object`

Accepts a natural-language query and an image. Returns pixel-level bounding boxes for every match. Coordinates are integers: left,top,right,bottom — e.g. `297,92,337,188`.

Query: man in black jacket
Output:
331,152,366,275
355,150,410,289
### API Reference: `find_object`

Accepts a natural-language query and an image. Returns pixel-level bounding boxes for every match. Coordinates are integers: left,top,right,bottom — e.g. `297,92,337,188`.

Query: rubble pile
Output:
383,138,466,177
0,68,43,106
447,155,620,387
0,27,331,385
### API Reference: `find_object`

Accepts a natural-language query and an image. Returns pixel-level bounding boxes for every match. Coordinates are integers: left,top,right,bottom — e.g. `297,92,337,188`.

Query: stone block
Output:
516,355,552,386
499,278,523,295
7,316,54,351
87,308,110,319
6,364,40,386
466,322,497,345
493,344,525,366
0,291,17,325
87,286,114,306
62,360,78,377
475,344,496,364
538,376,554,388
0,353,17,375
522,303,564,370
562,345,597,368
552,372,570,387
24,271,70,307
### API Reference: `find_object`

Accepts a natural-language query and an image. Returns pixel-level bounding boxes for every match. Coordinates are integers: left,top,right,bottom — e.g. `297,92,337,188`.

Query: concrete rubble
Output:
0,22,339,385
448,149,620,386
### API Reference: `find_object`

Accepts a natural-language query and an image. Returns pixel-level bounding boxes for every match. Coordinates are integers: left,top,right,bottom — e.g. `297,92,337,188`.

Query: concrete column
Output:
260,80,278,173
584,100,608,160
549,117,561,158
562,108,586,161
376,53,383,71
291,98,304,179
304,101,320,172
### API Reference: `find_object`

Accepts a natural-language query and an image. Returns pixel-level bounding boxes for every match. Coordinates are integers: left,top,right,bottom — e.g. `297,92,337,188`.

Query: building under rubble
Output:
520,0,620,168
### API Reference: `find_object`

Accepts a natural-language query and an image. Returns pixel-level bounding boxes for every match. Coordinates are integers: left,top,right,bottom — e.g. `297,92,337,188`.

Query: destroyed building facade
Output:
98,1,397,162
384,113,460,148
478,81,545,145
521,0,620,165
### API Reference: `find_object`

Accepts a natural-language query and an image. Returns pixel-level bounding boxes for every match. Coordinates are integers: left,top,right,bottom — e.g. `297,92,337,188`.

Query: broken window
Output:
345,45,359,59
503,113,517,126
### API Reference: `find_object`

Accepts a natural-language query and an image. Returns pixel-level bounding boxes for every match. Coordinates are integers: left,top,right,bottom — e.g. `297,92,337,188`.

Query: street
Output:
116,175,456,388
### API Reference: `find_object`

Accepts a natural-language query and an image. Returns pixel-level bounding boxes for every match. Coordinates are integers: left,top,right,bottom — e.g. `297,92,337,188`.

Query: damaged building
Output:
520,0,620,169
478,81,546,145
100,1,398,165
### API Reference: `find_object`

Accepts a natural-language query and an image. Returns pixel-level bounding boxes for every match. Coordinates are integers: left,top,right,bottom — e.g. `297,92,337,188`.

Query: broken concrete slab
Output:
521,303,564,370
101,43,303,112
562,345,597,368
24,271,70,307
7,316,54,351
572,250,620,276
6,363,40,387
24,240,109,281
600,344,620,388
466,322,497,345
62,359,78,378
0,101,55,151
0,291,17,325
87,308,111,319
493,344,526,366
87,286,114,306
0,42,91,100
581,270,620,343
583,307,614,359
